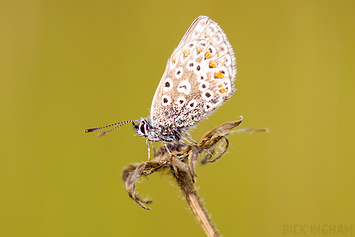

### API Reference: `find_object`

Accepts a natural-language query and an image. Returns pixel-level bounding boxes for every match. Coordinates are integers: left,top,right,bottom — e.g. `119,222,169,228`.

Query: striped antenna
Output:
85,120,139,136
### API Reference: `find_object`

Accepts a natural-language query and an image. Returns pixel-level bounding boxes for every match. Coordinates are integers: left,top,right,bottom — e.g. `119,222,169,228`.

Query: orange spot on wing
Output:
218,84,223,87
214,71,224,78
197,46,204,53
205,51,212,59
209,60,217,68
220,88,228,94
183,50,190,57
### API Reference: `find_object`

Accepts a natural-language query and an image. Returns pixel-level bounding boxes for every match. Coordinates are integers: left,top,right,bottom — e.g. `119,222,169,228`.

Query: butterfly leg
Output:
150,140,156,156
161,142,173,156
146,139,153,161
188,145,199,182
182,132,197,145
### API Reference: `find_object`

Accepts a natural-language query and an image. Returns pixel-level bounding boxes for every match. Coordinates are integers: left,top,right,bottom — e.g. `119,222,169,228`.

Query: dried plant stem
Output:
121,119,267,235
174,169,220,237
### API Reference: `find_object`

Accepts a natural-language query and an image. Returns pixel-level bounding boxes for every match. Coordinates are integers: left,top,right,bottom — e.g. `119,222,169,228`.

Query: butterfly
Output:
85,15,236,159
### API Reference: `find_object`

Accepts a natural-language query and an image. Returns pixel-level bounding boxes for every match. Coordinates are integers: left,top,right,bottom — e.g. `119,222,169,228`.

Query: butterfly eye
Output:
140,123,145,134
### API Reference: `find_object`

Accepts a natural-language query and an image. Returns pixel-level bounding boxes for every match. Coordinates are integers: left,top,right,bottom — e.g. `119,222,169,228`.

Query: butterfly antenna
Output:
85,120,139,136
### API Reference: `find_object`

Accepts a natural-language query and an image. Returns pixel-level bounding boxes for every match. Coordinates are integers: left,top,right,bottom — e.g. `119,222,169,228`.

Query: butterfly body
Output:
133,118,181,143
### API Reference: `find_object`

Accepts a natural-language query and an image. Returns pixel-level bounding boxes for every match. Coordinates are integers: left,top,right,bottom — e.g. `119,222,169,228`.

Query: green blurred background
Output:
1,1,354,236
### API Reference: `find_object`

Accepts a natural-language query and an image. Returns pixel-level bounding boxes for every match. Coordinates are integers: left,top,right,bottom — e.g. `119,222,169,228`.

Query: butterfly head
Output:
133,118,150,138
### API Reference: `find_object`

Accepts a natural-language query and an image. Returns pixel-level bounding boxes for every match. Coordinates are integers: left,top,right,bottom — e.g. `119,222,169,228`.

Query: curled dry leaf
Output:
121,117,268,210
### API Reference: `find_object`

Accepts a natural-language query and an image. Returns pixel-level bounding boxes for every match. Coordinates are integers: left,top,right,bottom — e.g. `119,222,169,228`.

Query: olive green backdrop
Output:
1,1,354,236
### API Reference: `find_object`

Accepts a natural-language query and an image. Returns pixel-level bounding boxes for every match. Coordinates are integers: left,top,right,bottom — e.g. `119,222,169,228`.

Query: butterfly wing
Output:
150,15,236,132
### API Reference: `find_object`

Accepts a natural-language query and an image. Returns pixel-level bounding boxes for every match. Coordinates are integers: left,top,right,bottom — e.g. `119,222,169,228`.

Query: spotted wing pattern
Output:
150,15,236,132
